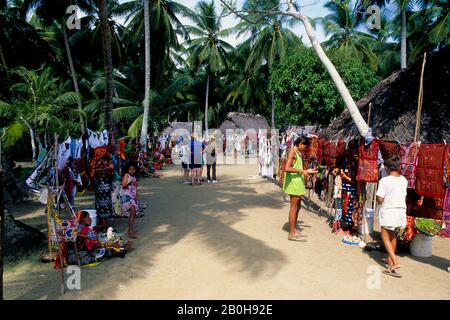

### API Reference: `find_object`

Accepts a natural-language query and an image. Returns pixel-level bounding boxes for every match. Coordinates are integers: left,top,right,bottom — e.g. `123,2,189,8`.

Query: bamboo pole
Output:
367,103,373,127
414,53,427,143
54,134,65,296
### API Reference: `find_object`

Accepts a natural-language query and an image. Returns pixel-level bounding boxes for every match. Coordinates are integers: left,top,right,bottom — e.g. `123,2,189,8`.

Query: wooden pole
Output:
54,134,65,296
367,103,372,127
414,53,427,143
0,170,4,301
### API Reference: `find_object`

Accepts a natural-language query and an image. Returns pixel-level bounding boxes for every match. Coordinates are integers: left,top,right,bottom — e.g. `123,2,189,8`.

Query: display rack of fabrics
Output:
281,134,450,240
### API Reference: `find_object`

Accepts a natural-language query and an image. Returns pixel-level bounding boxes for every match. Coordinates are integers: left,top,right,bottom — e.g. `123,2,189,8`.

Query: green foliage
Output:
269,46,379,128
0,66,80,148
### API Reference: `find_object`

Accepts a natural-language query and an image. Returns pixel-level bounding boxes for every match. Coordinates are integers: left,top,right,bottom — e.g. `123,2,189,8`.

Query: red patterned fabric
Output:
417,144,446,169
415,168,445,198
359,138,379,160
356,139,379,182
307,137,320,161
379,141,404,161
416,144,445,198
401,142,420,189
322,140,345,168
357,159,378,182
403,216,418,241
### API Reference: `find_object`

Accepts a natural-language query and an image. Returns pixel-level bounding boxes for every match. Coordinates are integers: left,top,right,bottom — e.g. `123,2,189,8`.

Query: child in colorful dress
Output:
122,162,139,238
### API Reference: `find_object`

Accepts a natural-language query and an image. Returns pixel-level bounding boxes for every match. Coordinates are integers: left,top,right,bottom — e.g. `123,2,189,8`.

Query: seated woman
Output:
67,211,130,266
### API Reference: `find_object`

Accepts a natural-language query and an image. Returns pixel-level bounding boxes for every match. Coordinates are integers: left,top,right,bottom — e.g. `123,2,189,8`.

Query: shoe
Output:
212,180,218,184
207,180,211,183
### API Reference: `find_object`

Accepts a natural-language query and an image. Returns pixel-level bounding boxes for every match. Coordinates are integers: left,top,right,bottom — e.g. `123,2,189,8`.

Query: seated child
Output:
67,211,130,266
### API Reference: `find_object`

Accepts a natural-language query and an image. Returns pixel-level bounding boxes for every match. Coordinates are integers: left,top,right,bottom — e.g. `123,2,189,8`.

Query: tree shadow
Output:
4,167,289,299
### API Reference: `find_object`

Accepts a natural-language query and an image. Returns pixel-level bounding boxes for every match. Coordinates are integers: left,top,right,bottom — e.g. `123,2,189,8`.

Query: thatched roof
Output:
287,125,322,135
163,122,193,136
322,46,450,143
218,112,270,133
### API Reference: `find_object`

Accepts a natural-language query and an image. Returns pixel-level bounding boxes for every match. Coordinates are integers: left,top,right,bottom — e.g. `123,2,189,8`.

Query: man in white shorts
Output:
376,156,407,278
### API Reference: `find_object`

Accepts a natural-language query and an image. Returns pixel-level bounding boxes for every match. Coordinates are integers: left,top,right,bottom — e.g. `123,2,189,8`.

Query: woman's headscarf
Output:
89,146,108,178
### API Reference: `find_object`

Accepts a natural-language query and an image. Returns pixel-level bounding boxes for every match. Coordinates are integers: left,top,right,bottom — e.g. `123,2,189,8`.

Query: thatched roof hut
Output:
163,122,193,136
218,112,270,133
287,125,322,136
322,46,450,143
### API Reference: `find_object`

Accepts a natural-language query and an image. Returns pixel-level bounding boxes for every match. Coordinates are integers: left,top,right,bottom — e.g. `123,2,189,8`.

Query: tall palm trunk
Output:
62,20,85,133
140,0,151,149
400,9,407,70
205,72,210,133
98,0,114,132
286,1,369,137
271,94,275,129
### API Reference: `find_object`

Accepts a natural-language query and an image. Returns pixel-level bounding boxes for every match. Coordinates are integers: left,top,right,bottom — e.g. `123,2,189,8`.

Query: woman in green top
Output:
283,136,317,241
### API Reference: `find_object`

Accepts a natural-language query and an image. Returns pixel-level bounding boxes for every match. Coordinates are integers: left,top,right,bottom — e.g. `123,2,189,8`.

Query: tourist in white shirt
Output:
376,156,407,278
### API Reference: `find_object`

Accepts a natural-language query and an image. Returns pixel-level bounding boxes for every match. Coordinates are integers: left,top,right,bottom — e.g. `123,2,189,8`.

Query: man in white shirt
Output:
376,156,408,277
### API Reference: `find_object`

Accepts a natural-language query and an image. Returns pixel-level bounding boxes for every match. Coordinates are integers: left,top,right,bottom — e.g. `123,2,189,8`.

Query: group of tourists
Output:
177,134,218,185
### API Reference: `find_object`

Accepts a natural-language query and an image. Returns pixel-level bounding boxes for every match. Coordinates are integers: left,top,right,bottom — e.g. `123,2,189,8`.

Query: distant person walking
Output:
283,136,316,241
205,137,218,183
190,135,203,186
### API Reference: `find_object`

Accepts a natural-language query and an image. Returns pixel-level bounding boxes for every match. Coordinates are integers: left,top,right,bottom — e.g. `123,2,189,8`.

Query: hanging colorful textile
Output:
356,139,379,182
322,140,345,168
403,216,418,241
307,137,319,160
379,141,404,161
415,144,445,198
400,142,420,189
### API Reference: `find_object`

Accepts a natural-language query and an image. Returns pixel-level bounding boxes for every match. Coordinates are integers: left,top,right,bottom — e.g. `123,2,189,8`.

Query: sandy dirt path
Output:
4,163,450,299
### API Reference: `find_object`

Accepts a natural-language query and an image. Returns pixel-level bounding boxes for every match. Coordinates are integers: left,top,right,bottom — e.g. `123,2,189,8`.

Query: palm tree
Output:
185,0,233,133
20,0,95,133
0,0,55,73
0,67,80,160
239,0,302,128
224,41,269,115
98,0,114,132
116,0,191,146
318,0,379,71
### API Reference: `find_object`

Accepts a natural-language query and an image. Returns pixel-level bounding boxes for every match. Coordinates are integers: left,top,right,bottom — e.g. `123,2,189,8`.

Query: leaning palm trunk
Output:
62,19,85,133
286,1,369,137
140,0,151,149
98,0,114,132
400,9,407,70
29,128,37,163
205,73,210,133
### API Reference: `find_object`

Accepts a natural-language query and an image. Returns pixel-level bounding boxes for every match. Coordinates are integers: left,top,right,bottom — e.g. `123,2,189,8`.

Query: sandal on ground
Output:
383,266,402,278
288,235,307,242
382,258,392,267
